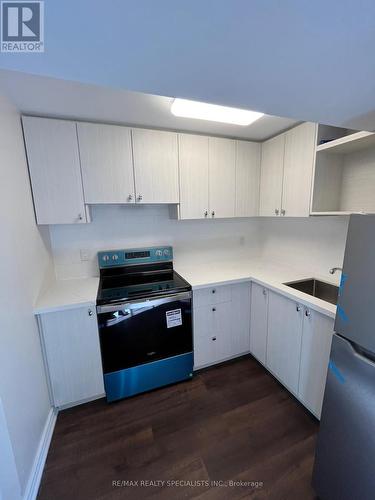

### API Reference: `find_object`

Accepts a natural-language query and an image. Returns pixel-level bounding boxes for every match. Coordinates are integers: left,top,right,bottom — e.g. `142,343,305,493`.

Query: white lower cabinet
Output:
266,291,303,395
39,306,104,408
193,282,251,369
249,285,334,418
249,283,269,365
298,309,334,418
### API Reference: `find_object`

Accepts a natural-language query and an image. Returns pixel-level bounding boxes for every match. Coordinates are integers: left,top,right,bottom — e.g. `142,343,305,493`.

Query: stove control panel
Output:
98,246,173,268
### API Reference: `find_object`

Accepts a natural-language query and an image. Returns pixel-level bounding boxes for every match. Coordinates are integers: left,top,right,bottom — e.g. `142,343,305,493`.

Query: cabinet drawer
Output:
193,285,232,307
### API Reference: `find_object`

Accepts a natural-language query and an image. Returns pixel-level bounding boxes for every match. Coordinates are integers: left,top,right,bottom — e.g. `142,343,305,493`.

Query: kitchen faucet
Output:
329,267,343,275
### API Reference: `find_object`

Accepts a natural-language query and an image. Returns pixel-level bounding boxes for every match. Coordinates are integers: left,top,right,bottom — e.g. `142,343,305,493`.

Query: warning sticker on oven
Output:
166,308,182,328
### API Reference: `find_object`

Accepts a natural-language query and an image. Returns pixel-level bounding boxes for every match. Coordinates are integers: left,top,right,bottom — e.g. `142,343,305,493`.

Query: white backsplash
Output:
49,205,349,281
258,216,349,280
49,205,261,279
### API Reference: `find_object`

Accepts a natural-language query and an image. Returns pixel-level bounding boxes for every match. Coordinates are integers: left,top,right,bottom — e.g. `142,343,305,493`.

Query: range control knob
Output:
112,254,119,261
163,249,170,256
103,255,110,262
155,249,163,257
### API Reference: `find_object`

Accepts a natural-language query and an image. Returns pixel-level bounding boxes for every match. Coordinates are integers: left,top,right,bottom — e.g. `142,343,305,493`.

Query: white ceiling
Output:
0,70,299,141
0,2,374,131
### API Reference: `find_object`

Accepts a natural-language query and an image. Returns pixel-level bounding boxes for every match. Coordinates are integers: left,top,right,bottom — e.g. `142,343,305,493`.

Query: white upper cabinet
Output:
77,122,135,204
235,141,261,217
259,133,285,216
208,137,236,218
132,128,179,203
22,116,87,225
282,122,317,217
259,123,317,217
178,134,209,219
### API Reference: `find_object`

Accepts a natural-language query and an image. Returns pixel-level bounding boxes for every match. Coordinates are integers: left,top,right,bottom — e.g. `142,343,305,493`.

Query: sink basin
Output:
284,278,339,305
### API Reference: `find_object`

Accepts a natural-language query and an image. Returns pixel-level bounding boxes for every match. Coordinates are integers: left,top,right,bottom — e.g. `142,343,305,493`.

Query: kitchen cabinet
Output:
22,116,87,225
178,134,209,219
259,133,285,216
39,306,104,408
77,122,135,204
259,123,317,217
282,122,317,217
266,291,303,395
132,128,179,203
298,308,334,418
193,282,250,369
249,282,269,365
208,137,236,218
235,141,261,217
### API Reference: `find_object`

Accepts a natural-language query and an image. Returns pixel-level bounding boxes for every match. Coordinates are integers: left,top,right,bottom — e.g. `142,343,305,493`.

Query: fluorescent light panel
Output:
171,98,264,126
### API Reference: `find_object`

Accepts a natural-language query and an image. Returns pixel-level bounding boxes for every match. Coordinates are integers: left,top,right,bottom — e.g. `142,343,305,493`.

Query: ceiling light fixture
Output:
171,98,264,126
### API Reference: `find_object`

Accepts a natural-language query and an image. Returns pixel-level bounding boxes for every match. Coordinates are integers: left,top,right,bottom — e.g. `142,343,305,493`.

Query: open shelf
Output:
316,131,375,154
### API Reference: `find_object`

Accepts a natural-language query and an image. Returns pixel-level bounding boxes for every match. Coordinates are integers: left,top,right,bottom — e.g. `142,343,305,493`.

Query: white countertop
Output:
34,260,338,319
175,260,338,319
34,277,99,314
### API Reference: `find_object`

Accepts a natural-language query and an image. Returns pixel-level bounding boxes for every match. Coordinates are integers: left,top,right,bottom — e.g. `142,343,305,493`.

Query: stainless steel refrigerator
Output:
313,214,375,500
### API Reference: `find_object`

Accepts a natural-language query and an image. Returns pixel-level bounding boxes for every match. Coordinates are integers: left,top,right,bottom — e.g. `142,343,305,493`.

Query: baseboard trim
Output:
23,407,57,500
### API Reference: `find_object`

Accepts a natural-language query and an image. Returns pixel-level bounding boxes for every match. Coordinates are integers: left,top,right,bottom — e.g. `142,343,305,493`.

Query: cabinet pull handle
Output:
78,213,83,221
88,309,93,316
212,289,216,294
296,305,301,312
212,307,216,312
281,209,286,216
137,194,143,202
211,211,215,218
128,194,133,201
204,211,208,217
212,337,217,341
262,289,267,296
275,208,279,215
305,309,311,317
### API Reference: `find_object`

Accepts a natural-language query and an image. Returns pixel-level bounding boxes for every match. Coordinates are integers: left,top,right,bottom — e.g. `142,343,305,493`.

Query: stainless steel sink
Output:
284,278,339,305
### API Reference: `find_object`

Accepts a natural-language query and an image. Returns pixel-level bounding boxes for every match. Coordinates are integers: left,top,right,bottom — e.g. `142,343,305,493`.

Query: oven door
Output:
97,292,192,374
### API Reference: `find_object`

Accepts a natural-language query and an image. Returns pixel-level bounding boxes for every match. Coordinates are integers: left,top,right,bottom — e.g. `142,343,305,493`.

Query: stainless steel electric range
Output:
96,246,193,402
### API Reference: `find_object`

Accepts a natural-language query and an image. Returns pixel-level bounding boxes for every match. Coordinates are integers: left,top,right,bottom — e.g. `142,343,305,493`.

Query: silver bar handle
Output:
97,291,191,314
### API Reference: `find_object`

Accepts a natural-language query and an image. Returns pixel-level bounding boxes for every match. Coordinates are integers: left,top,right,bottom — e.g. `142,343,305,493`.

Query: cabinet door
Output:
193,305,219,368
77,122,135,204
230,282,251,355
40,306,104,407
266,291,303,394
250,283,269,364
208,137,236,218
259,133,285,216
178,134,209,219
132,128,179,203
299,309,333,418
235,141,261,217
22,117,86,224
282,122,317,217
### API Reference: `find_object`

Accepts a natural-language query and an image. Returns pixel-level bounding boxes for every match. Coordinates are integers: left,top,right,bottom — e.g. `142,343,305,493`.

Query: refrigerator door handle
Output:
342,336,375,368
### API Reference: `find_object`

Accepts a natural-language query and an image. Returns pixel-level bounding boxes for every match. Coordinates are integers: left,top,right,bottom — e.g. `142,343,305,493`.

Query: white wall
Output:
49,205,261,279
0,94,53,496
258,216,349,279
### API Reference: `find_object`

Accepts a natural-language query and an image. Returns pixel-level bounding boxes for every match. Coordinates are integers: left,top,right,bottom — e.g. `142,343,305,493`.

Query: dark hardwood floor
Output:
38,357,319,500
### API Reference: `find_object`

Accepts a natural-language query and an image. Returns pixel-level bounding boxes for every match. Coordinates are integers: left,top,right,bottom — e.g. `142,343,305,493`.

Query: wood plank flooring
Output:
37,357,319,499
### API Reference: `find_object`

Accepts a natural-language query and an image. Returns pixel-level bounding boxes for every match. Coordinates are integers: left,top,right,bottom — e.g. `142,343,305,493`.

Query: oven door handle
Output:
96,291,191,314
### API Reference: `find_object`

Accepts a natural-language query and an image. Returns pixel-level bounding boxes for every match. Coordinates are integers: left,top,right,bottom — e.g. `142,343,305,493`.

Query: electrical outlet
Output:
80,249,90,261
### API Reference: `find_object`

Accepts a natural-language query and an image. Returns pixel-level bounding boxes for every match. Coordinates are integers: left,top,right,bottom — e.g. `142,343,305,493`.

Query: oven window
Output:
97,298,192,373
